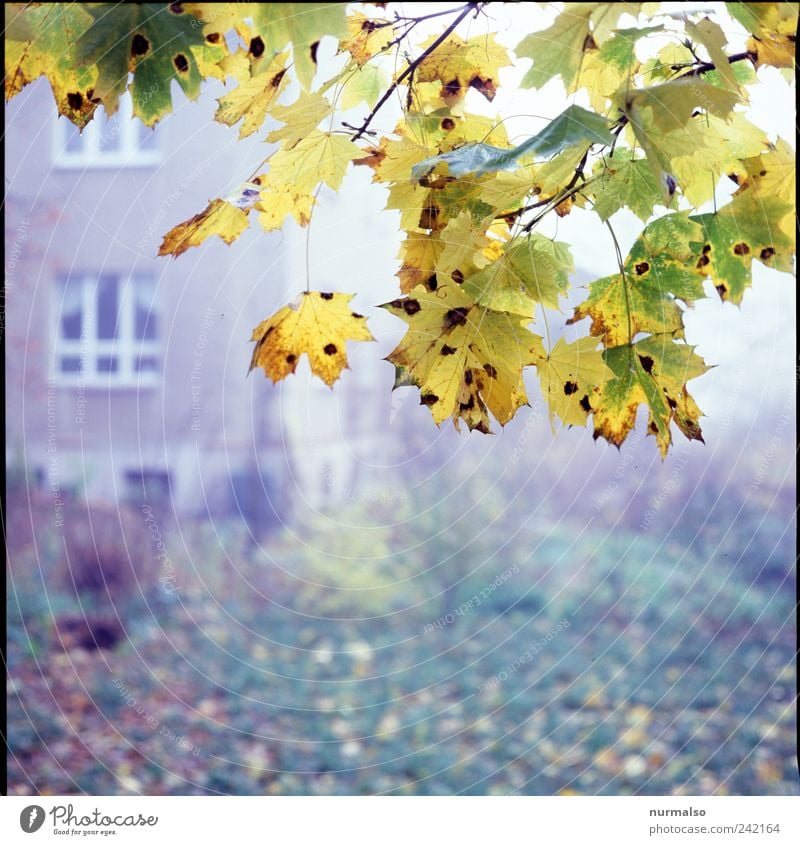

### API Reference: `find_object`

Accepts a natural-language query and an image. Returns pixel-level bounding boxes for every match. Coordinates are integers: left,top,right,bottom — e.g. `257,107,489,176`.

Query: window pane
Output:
97,356,118,373
60,356,83,373
96,275,119,339
135,356,159,373
64,121,86,154
98,113,121,153
133,276,157,340
60,276,83,339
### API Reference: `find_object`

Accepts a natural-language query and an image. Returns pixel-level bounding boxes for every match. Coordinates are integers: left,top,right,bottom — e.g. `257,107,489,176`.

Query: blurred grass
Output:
6,471,797,796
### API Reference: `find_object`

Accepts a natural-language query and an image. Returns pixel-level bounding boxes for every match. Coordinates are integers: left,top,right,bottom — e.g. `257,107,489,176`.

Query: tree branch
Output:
349,3,481,141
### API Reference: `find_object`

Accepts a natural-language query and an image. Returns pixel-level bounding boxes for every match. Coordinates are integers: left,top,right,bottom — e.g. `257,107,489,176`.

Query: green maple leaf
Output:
590,150,665,222
464,235,574,318
250,3,349,90
594,335,709,457
77,3,225,126
691,194,795,304
570,213,707,345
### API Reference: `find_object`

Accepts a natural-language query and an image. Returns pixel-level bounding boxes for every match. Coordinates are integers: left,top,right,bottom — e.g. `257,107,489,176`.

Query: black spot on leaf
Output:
169,2,184,13
352,312,364,319
441,118,456,131
649,421,659,434
696,254,710,268
67,92,83,110
131,33,150,57
564,381,579,395
426,274,438,291
319,292,334,300
205,32,221,44
442,78,461,98
419,204,440,230
421,393,439,406
760,246,775,260
579,395,592,413
464,370,473,386
249,36,265,58
440,345,457,356
715,283,727,298
271,69,287,88
323,343,337,355
310,41,320,64
733,242,749,256
483,363,497,379
460,397,475,411
702,244,712,254
285,354,297,364
638,355,654,374
634,261,649,275
583,33,598,51
403,299,421,315
451,269,464,284
173,54,189,73
444,307,469,328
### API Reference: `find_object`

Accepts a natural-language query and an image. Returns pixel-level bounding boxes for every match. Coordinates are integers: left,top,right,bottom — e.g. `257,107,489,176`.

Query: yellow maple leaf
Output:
266,90,333,149
256,186,316,231
249,292,374,386
383,283,543,432
396,232,444,293
159,200,249,257
414,33,511,104
340,12,394,65
215,50,290,139
534,336,613,430
261,130,361,195
436,211,491,280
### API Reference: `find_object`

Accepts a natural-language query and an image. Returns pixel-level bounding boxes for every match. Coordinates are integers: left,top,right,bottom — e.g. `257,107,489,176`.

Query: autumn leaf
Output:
261,130,361,195
75,3,226,126
383,284,544,432
266,91,333,149
215,50,290,139
464,235,574,318
340,12,394,65
534,337,614,429
691,193,795,304
589,150,664,222
414,33,511,103
159,200,250,258
4,4,98,127
592,335,709,457
570,213,707,345
248,3,349,90
249,292,374,386
726,2,798,69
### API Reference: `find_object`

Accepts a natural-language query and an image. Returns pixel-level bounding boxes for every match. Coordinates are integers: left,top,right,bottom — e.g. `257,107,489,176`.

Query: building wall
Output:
5,80,292,519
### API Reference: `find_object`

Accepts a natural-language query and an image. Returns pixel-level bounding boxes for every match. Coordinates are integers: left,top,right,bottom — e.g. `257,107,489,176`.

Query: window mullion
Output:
83,275,96,378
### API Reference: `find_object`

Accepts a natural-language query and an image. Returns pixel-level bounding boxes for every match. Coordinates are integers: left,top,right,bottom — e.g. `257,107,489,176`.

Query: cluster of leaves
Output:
5,2,796,455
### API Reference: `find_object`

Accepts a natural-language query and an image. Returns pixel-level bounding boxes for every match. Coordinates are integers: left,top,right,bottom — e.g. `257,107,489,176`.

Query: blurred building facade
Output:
4,79,397,524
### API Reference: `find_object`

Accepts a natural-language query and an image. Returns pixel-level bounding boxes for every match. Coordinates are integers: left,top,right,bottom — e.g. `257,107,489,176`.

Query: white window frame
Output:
52,93,161,169
53,272,161,388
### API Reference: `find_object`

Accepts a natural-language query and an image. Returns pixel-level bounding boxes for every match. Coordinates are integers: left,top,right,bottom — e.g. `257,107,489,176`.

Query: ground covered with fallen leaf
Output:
7,474,797,796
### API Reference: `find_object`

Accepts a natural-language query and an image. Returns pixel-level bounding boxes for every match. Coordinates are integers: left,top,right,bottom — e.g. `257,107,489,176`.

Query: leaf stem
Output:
604,219,633,345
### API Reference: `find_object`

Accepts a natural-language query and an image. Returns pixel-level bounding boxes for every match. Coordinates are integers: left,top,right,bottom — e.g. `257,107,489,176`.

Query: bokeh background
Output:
5,2,797,795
